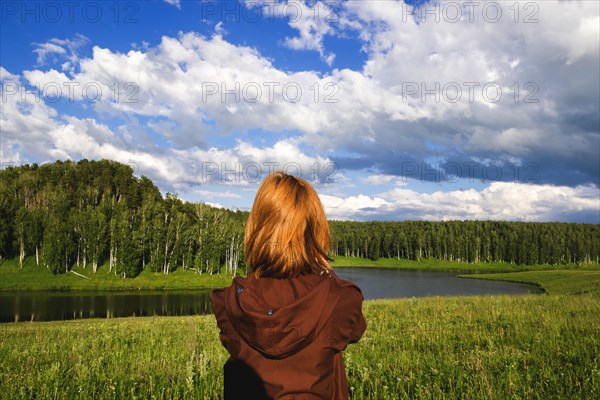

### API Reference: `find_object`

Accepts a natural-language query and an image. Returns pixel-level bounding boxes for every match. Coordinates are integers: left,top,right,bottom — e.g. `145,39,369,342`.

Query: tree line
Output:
329,220,599,265
0,160,245,277
0,160,597,277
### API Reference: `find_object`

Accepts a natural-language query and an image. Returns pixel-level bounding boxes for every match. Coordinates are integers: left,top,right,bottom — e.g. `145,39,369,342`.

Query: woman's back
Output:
211,269,366,399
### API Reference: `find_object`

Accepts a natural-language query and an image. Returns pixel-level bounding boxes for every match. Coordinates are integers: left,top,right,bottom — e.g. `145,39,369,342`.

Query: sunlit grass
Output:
465,270,600,297
0,257,233,292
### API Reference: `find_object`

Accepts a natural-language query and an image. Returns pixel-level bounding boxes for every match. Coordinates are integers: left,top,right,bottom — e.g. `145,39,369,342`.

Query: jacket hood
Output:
219,270,347,359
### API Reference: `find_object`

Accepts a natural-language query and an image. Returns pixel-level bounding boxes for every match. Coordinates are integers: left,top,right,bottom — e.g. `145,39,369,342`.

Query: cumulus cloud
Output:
204,202,225,209
322,182,600,223
17,3,599,187
320,193,390,219
1,69,333,195
331,0,600,185
30,33,330,137
0,66,19,81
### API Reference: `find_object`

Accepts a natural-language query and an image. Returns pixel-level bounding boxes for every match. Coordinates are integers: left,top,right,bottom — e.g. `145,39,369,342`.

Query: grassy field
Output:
0,257,232,292
3,256,598,292
464,270,600,297
0,295,598,399
1,259,599,398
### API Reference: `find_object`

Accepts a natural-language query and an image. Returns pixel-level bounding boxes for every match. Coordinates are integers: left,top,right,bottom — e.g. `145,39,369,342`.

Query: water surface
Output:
0,291,212,323
334,267,541,300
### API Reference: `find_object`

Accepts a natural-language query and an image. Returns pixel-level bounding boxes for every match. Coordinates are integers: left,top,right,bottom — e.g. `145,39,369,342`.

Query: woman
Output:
211,170,366,399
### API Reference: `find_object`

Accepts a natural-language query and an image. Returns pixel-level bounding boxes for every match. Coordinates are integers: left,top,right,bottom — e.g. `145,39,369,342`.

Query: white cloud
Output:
33,42,66,64
19,5,598,183
179,136,334,185
246,1,338,65
32,35,89,68
205,202,225,209
214,21,227,36
22,32,375,148
320,193,390,220
0,66,19,81
359,174,407,186
193,189,241,199
163,0,181,10
1,70,334,194
329,0,598,185
321,182,600,223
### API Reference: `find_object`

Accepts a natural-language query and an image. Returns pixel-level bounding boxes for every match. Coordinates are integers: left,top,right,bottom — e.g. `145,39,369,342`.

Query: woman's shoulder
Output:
328,270,364,303
321,270,367,348
329,269,362,289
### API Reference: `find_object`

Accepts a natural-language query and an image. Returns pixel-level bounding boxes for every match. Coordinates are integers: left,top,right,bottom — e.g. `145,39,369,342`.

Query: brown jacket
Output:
210,269,366,399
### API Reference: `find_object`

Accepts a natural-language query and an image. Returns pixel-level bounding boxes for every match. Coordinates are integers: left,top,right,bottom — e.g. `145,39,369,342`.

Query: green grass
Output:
464,270,600,297
1,256,598,398
330,255,600,273
0,295,598,399
0,257,233,292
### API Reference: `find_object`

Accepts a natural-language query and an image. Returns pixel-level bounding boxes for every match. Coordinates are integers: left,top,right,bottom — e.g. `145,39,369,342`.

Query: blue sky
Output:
1,0,599,222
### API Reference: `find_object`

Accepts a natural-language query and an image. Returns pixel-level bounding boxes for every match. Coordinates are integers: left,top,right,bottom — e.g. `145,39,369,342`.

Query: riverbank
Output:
462,270,600,297
1,294,597,399
329,255,600,272
2,256,598,292
0,258,232,292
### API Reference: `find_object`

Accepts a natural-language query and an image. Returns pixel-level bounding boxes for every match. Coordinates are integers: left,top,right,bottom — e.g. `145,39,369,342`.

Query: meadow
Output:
1,256,599,399
0,294,598,399
465,270,600,297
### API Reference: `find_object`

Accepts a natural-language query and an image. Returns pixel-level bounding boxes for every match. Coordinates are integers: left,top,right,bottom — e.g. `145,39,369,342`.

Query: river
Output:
0,268,540,322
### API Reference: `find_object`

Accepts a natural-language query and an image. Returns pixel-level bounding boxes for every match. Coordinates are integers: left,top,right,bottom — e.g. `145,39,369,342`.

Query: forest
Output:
0,160,598,278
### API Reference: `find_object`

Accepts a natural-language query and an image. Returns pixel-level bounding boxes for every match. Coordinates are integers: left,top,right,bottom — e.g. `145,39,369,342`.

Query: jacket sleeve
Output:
323,285,367,351
348,294,367,344
210,288,242,358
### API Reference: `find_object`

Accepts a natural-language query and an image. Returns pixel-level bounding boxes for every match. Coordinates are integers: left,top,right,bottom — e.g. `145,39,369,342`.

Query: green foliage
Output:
0,295,598,399
0,160,246,278
329,220,600,265
42,214,67,275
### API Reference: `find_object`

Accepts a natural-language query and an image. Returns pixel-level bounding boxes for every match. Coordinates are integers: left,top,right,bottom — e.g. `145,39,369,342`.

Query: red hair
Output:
244,170,331,278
